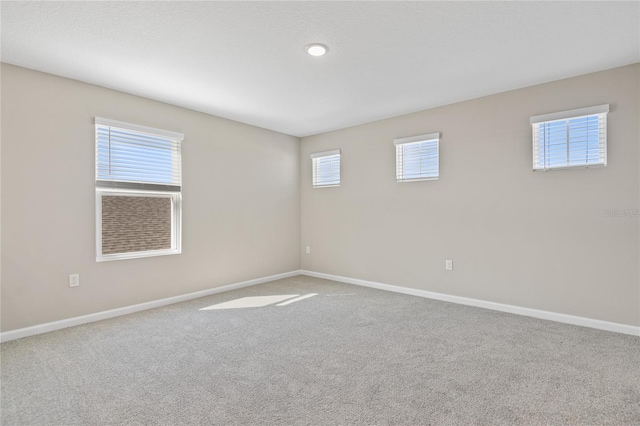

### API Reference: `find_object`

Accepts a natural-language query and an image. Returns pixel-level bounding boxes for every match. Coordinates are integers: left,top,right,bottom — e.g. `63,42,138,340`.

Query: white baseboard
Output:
300,270,640,337
4,269,637,342
0,270,302,343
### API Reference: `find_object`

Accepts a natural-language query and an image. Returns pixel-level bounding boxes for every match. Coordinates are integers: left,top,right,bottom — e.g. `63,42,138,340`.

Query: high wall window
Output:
311,150,340,188
394,133,440,182
530,105,608,171
95,118,183,261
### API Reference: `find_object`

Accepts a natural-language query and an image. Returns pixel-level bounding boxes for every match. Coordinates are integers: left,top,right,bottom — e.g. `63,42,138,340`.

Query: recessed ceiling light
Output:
306,43,328,57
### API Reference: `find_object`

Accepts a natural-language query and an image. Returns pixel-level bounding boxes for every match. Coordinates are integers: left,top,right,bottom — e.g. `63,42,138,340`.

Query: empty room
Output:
1,1,639,425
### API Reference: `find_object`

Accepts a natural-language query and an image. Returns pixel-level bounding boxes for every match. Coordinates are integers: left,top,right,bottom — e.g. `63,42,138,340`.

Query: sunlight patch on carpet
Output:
276,293,318,306
200,295,299,310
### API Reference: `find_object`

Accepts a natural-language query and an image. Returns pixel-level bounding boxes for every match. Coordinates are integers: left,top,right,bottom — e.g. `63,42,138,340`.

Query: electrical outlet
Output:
305,246,311,254
69,274,80,287
445,260,453,271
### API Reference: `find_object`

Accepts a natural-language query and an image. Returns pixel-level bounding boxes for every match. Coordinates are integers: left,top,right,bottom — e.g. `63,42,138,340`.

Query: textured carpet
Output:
1,275,639,425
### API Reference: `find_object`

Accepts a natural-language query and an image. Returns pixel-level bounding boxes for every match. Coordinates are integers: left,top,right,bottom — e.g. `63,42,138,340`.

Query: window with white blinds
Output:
95,118,183,261
531,105,608,171
311,150,340,188
394,133,440,182
96,117,182,191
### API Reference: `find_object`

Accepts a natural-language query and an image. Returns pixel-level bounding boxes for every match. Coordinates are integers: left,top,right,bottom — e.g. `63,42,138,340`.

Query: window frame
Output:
530,104,609,171
394,132,440,182
311,149,341,188
96,189,182,262
95,118,183,262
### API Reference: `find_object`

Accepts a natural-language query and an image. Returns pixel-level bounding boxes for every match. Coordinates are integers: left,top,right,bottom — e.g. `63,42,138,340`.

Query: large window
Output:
394,133,440,182
530,104,608,171
95,118,183,261
311,150,341,188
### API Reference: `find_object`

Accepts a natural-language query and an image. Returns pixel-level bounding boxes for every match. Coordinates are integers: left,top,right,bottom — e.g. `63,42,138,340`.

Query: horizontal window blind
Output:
311,150,340,188
96,118,183,191
531,105,608,171
394,133,439,182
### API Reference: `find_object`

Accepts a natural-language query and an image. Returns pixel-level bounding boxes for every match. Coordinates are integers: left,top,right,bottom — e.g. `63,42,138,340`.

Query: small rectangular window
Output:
394,133,440,182
95,117,183,261
531,104,608,171
311,150,340,188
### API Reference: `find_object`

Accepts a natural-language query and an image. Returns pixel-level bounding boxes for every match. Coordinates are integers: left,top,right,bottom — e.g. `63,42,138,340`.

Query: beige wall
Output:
1,64,301,332
301,64,640,327
2,63,638,333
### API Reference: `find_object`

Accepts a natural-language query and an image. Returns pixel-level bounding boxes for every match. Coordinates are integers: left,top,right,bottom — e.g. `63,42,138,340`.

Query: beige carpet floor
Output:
2,275,639,425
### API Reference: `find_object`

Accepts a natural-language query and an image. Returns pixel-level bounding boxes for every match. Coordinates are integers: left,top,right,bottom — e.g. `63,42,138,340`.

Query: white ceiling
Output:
2,1,639,137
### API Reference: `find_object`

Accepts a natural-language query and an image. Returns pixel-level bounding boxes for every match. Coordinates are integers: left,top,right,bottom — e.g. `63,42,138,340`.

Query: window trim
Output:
96,188,182,262
311,149,341,188
394,132,440,182
529,104,609,125
95,117,183,262
530,104,609,171
95,117,184,141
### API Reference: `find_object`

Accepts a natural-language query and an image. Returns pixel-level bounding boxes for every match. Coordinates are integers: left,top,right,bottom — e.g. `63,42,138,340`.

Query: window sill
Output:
313,184,340,188
97,248,181,262
533,163,606,172
396,177,439,183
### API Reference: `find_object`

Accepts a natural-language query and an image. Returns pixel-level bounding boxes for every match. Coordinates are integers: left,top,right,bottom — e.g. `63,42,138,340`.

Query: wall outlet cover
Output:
69,274,80,287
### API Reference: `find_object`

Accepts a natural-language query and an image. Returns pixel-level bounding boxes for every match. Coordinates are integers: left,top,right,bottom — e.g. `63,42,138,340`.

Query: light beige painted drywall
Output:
2,63,638,333
1,64,300,332
301,64,640,327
